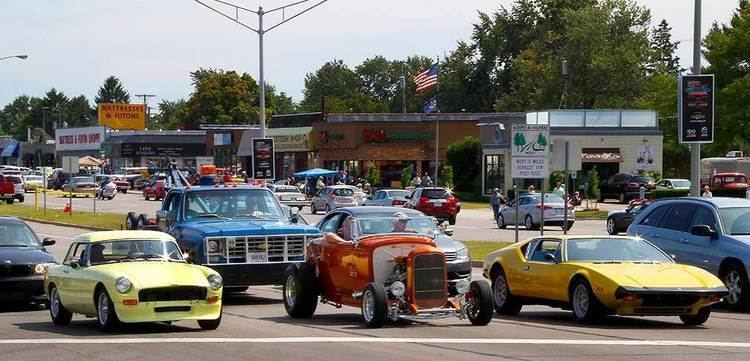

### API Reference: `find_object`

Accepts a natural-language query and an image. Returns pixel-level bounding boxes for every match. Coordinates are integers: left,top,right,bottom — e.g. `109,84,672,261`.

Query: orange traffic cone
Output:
63,203,71,213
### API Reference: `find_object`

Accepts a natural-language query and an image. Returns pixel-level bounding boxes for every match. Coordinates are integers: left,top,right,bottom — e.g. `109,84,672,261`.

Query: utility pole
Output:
400,75,406,113
690,0,702,197
135,94,156,128
194,0,328,138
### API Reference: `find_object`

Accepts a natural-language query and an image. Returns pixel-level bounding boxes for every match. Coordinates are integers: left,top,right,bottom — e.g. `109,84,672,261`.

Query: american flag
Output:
413,63,439,93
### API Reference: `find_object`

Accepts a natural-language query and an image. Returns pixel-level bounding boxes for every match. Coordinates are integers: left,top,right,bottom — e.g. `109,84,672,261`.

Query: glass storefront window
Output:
621,111,657,127
549,111,584,127
484,154,505,194
585,111,620,127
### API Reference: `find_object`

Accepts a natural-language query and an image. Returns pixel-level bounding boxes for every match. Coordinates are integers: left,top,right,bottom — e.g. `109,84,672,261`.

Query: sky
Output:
0,0,743,109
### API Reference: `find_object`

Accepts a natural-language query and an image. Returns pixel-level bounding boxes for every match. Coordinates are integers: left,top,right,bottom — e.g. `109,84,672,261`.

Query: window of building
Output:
484,154,504,194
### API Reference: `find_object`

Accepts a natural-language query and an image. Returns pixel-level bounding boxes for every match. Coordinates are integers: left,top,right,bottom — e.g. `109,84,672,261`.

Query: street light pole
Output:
0,54,28,61
194,0,328,138
690,0,702,197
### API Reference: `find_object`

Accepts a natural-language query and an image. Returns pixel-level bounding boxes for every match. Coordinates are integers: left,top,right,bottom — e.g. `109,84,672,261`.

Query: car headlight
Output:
207,273,223,291
390,281,405,297
34,264,47,274
456,247,469,260
115,277,132,293
455,279,470,294
207,240,219,252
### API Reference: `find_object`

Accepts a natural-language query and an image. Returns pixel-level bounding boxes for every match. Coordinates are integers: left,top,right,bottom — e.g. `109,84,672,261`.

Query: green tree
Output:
440,164,454,188
65,95,95,128
300,59,361,112
364,161,380,187
648,19,683,75
400,164,414,188
587,167,601,201
95,76,130,104
536,132,547,147
702,0,750,156
446,136,481,192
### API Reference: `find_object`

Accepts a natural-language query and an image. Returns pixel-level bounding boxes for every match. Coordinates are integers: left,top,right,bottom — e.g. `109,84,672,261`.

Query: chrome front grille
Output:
205,235,308,264
443,251,457,262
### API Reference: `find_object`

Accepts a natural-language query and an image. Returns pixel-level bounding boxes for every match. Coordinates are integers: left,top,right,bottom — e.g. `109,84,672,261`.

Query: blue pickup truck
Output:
126,185,321,290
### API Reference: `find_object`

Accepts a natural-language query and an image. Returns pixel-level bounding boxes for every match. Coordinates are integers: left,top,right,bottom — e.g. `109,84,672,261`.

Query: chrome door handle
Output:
523,266,530,270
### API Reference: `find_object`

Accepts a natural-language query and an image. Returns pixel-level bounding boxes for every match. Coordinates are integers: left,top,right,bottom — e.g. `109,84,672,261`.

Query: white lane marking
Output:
36,233,73,240
0,337,748,347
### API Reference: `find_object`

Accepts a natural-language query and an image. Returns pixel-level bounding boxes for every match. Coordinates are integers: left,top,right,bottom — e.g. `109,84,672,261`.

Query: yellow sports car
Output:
482,235,728,325
45,230,223,331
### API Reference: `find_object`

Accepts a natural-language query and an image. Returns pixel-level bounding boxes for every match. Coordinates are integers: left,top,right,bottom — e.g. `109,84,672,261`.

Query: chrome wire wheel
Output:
606,218,615,234
284,274,297,309
97,292,109,326
50,288,61,318
725,270,743,305
362,290,375,322
125,217,133,230
525,215,533,230
493,274,508,307
573,284,589,318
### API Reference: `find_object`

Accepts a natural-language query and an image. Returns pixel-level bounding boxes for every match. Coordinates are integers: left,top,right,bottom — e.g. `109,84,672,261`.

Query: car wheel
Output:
282,264,318,318
5,199,12,204
606,217,617,235
325,204,331,213
125,212,137,230
310,203,317,215
137,214,148,230
496,214,507,229
722,264,750,310
563,222,574,231
122,189,127,194
524,215,535,230
570,278,603,323
96,288,119,331
492,268,522,315
49,285,72,325
466,280,494,326
618,192,626,204
298,206,304,211
361,282,388,328
198,312,222,330
680,306,711,326
448,215,456,225
18,196,24,203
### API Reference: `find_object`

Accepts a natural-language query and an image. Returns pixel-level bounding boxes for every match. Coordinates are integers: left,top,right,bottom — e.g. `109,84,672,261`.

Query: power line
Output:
135,94,156,127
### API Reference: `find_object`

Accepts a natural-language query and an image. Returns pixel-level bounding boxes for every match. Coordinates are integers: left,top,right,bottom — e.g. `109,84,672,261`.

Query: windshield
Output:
275,187,299,193
333,188,354,196
719,207,750,235
566,238,672,263
633,176,654,183
530,194,565,203
352,213,438,238
25,176,42,182
7,176,22,184
0,222,40,247
74,177,93,183
185,189,285,221
672,180,691,188
86,239,184,265
388,190,410,199
422,189,453,199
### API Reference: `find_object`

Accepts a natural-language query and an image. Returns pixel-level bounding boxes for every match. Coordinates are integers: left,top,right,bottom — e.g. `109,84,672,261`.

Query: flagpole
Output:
434,56,440,185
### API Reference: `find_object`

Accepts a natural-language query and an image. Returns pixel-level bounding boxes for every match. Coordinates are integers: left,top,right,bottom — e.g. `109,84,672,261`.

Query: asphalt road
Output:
1,221,748,361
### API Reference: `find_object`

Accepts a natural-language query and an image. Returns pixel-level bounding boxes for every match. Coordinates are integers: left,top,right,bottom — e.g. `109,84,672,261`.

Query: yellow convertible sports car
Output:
482,236,728,325
45,230,223,331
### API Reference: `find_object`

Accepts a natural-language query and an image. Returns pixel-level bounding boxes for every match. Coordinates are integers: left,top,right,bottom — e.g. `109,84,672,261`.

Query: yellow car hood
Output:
93,262,211,289
570,262,724,289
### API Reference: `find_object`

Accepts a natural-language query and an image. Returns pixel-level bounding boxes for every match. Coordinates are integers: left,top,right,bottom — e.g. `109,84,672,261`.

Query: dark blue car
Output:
0,217,56,305
627,197,750,309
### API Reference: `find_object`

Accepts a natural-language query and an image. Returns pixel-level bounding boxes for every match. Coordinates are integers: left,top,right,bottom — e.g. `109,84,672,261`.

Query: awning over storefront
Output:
79,156,103,166
0,141,19,158
581,148,623,163
106,134,206,157
293,168,338,178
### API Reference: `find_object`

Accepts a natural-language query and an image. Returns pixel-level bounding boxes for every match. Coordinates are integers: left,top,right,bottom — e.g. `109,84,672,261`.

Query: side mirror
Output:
290,212,299,224
544,253,557,263
443,228,454,236
691,225,717,239
69,260,80,269
42,238,56,247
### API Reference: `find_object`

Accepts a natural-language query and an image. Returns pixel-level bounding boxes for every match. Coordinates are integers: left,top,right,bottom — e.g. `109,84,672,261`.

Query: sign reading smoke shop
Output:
55,126,106,152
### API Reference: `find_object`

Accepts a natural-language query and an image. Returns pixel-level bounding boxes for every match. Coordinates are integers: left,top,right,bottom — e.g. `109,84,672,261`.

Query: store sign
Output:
678,74,714,143
511,124,549,179
213,133,232,146
318,130,344,144
252,138,275,180
121,143,206,157
363,129,434,143
635,144,657,170
272,133,310,152
98,103,146,130
55,126,106,151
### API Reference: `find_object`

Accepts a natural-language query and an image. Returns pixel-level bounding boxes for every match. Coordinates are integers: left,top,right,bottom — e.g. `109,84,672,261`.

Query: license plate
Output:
248,252,267,263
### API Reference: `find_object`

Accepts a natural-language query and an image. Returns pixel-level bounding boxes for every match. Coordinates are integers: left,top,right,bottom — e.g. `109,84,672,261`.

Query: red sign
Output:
363,129,387,143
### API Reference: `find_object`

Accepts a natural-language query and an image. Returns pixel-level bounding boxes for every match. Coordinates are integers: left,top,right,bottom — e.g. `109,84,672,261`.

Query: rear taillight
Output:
332,195,337,201
567,204,574,210
535,204,553,210
628,182,639,189
419,197,429,205
393,199,404,205
649,183,656,190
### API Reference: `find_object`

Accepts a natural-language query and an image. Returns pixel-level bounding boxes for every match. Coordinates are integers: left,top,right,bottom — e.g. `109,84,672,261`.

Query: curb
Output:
471,260,483,268
18,217,117,232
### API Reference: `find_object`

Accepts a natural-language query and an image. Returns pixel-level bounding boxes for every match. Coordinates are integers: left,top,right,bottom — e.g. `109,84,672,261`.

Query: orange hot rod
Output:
282,213,493,327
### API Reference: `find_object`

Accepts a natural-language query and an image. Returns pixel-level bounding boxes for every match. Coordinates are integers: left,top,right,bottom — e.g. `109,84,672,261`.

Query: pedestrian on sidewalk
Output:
552,181,565,198
490,188,506,220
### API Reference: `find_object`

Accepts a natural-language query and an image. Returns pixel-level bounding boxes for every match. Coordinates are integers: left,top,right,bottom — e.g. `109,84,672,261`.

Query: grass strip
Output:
0,204,123,230
463,240,513,261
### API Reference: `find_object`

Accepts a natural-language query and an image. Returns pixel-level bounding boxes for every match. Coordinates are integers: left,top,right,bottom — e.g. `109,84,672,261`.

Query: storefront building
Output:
314,113,523,188
479,109,663,196
266,127,315,179
54,126,108,167
102,130,206,170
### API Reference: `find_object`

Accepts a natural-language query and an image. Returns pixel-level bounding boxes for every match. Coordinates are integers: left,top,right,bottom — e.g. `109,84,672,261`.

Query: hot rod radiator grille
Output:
205,235,308,264
412,253,447,309
138,286,207,302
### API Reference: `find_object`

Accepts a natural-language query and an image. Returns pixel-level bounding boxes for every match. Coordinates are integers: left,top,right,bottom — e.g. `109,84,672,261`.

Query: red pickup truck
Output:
710,172,749,192
0,174,16,204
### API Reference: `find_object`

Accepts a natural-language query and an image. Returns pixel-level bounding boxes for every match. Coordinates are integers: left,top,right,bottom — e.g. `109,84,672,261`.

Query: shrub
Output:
446,136,481,192
549,171,565,189
400,164,414,189
441,164,454,188
586,168,601,200
364,161,379,187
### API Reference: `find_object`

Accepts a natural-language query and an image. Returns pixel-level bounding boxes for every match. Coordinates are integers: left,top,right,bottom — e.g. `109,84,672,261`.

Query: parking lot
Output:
0,221,745,361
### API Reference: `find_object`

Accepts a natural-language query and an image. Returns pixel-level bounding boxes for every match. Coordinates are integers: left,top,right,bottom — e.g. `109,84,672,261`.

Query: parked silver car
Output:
496,193,575,231
310,185,357,214
61,176,96,196
364,189,411,206
272,185,308,210
343,185,367,205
